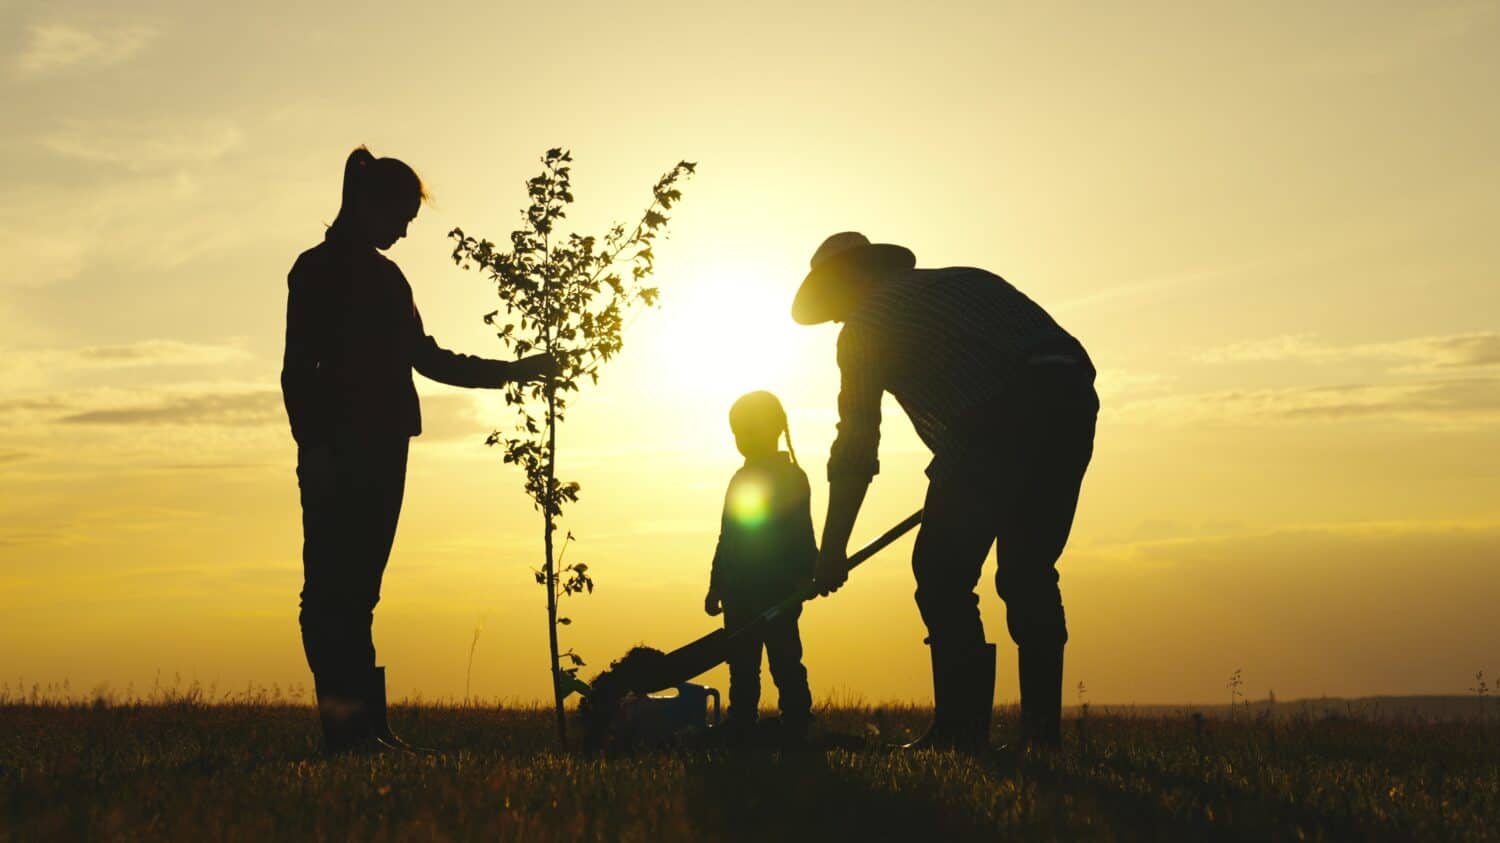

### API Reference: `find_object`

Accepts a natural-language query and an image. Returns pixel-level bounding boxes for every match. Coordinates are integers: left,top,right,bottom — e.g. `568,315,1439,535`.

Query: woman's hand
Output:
509,353,561,384
704,589,722,617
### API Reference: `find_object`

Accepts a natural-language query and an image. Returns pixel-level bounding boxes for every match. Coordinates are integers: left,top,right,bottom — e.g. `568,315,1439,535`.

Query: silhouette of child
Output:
704,391,816,738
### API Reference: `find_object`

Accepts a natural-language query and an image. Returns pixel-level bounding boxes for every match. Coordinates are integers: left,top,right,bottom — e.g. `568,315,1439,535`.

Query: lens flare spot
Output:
729,481,770,529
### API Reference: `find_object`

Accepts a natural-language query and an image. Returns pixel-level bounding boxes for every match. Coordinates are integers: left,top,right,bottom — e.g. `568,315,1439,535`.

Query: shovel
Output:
620,509,923,693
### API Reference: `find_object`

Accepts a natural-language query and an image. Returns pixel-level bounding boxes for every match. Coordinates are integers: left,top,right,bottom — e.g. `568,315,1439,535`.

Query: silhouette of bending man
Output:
281,146,555,753
795,232,1098,752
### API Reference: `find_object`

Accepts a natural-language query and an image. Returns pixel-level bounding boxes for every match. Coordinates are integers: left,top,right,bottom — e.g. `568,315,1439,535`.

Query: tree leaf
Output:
558,672,591,699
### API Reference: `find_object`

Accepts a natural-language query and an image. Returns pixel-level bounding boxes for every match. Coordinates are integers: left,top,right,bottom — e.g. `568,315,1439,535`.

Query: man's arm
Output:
814,476,869,595
815,325,883,595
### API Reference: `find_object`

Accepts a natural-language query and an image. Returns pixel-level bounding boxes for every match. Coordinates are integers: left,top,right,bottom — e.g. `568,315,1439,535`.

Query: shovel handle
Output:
846,509,923,572
775,508,924,610
653,509,926,688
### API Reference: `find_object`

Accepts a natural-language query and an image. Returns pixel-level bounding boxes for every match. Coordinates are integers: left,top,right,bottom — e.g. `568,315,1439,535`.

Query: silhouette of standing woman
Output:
281,146,555,753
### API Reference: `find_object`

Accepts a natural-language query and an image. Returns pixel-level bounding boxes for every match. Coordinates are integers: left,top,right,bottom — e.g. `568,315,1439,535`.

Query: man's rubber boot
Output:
314,672,381,755
366,666,440,755
901,640,957,750
717,713,759,747
1010,643,1065,752
903,641,994,753
965,642,997,751
777,711,814,750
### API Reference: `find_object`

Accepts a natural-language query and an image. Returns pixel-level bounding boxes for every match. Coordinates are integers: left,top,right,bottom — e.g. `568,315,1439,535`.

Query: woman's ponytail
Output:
340,145,377,210
330,145,427,232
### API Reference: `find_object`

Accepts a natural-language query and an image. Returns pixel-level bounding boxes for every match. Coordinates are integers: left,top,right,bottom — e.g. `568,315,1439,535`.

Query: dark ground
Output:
2,700,1497,841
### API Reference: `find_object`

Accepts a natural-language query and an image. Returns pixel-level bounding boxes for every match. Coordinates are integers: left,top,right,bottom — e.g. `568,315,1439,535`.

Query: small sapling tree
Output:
450,149,695,744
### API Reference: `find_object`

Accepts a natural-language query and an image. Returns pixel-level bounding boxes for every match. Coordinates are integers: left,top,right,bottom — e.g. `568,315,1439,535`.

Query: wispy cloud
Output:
1407,334,1500,369
0,161,258,289
0,340,253,392
1198,332,1500,372
0,380,282,432
10,23,159,78
1093,368,1174,401
0,396,67,417
1113,377,1500,427
39,119,244,171
0,380,489,439
1086,516,1500,567
1276,378,1500,420
58,389,282,427
1054,255,1274,314
0,505,205,551
25,339,248,368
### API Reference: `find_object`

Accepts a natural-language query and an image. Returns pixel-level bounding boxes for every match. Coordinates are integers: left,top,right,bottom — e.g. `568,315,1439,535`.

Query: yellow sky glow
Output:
1,0,1497,706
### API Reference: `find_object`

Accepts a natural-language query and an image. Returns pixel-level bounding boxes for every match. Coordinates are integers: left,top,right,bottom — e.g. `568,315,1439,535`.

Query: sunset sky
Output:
1,0,1497,707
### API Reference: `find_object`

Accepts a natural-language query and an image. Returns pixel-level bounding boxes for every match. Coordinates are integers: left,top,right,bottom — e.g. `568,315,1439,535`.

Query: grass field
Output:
2,698,1497,841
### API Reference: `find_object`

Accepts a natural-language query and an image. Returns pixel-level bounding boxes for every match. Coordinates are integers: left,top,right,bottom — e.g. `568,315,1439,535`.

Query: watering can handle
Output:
706,687,721,725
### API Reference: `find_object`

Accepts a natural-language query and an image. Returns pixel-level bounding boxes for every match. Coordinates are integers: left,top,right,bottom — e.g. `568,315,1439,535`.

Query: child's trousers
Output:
723,604,812,726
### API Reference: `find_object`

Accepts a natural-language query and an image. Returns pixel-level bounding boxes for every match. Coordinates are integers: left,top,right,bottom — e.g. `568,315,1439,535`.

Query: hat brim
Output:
791,243,916,325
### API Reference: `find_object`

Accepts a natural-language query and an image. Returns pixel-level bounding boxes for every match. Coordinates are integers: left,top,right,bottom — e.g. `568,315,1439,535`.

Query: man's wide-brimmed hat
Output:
791,232,916,325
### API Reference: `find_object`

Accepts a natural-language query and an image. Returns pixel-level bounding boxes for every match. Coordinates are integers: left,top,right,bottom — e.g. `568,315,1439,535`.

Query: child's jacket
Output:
709,452,818,611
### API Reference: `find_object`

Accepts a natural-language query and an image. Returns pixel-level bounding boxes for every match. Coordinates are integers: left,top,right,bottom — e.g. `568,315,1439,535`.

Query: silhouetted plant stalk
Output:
1077,680,1091,754
1227,668,1245,716
1470,670,1489,738
465,616,485,707
449,149,695,744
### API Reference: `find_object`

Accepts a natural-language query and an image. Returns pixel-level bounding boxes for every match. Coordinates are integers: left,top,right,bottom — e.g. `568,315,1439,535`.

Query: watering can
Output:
617,682,721,745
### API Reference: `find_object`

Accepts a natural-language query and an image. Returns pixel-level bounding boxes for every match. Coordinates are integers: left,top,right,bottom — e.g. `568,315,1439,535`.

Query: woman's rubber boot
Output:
903,641,995,753
366,666,441,755
1010,643,1064,752
314,671,380,755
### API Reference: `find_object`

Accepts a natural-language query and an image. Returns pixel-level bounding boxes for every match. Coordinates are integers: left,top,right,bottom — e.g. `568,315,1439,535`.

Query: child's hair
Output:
332,145,429,227
728,390,798,465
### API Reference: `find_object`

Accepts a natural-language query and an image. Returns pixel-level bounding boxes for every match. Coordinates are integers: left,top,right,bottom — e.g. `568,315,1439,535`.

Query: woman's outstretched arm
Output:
409,301,556,387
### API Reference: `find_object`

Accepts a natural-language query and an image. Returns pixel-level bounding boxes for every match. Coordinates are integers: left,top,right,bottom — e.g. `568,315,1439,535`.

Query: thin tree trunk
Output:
538,176,567,747
543,385,566,745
